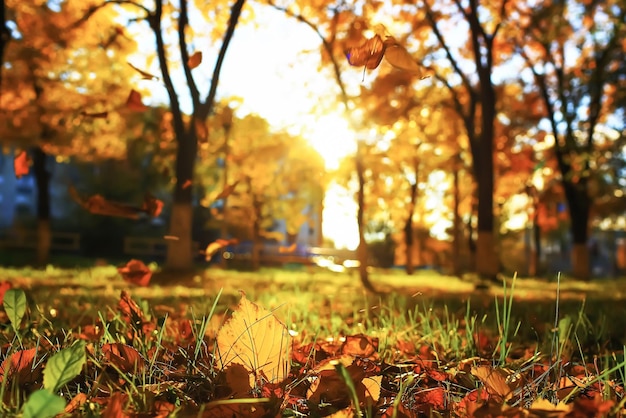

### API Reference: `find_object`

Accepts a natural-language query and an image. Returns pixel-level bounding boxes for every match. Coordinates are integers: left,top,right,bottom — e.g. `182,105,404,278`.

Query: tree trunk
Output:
404,215,414,275
32,146,51,266
166,129,197,270
251,196,262,271
563,182,591,279
452,161,461,276
356,148,376,293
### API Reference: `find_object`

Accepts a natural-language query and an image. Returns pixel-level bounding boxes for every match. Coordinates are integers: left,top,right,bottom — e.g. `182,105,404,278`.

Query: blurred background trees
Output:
0,0,624,282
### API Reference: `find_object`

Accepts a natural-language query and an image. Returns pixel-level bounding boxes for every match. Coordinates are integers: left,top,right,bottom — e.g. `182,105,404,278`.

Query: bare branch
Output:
199,0,246,118
178,0,200,110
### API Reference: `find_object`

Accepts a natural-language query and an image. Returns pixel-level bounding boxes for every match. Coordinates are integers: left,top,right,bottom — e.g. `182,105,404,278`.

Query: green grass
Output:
0,264,625,416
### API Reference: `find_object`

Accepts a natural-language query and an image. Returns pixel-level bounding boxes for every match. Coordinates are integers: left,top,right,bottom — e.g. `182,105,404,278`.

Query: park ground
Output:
1,263,626,416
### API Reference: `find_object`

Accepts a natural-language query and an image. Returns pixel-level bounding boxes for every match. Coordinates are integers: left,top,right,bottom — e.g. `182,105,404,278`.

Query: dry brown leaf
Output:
471,365,514,401
216,292,291,384
127,62,159,80
383,37,423,73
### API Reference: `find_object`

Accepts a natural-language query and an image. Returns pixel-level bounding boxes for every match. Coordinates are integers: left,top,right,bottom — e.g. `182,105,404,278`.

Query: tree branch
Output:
199,0,246,118
178,0,200,110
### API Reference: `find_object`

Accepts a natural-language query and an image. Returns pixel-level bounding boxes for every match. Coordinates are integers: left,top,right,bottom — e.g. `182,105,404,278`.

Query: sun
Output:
306,114,357,171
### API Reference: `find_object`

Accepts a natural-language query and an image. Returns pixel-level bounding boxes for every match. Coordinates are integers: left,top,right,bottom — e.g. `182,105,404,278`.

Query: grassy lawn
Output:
1,264,625,416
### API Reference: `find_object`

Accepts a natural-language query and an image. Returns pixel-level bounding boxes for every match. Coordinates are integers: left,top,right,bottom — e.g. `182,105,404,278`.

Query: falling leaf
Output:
278,242,297,254
187,51,203,69
14,151,29,178
118,259,152,287
345,35,385,70
80,110,108,119
216,292,291,384
383,37,424,73
142,194,163,217
205,238,238,261
215,181,239,200
182,179,192,189
127,62,159,80
69,186,161,219
126,89,149,112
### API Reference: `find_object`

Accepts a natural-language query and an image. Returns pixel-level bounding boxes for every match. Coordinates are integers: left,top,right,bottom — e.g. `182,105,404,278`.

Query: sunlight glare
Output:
322,182,359,250
305,114,356,170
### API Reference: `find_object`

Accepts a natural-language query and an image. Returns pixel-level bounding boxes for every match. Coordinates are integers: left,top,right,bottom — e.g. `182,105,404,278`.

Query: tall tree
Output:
83,0,246,270
1,0,136,264
416,0,510,279
513,0,626,278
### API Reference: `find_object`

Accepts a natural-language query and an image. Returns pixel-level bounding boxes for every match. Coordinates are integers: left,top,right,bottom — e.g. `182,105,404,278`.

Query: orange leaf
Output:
204,238,238,261
471,365,514,401
278,242,297,254
118,290,145,327
118,259,152,286
14,151,29,178
216,291,291,384
142,194,163,217
187,51,203,69
345,35,385,70
383,37,427,76
65,393,88,413
0,348,42,385
101,392,129,418
102,343,145,373
182,179,192,189
126,89,148,112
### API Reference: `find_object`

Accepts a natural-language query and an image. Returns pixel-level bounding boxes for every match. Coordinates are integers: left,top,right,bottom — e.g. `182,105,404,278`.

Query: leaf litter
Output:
0,284,624,417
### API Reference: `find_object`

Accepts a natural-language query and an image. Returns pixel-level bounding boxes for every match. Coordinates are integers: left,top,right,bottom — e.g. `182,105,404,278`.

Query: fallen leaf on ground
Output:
216,292,291,385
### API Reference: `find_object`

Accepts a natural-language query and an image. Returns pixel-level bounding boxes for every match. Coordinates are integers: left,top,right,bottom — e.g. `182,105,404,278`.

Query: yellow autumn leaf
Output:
216,292,291,384
471,365,513,401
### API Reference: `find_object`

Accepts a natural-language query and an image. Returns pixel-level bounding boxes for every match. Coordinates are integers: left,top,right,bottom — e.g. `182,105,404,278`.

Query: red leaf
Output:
14,151,29,178
345,35,385,70
0,281,12,305
187,51,203,69
102,343,145,373
0,348,42,385
142,194,163,217
126,89,148,112
118,259,152,287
